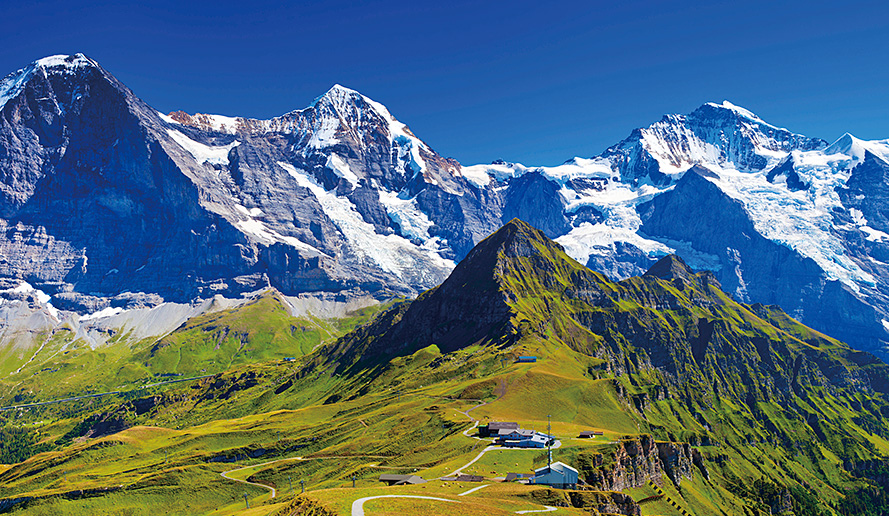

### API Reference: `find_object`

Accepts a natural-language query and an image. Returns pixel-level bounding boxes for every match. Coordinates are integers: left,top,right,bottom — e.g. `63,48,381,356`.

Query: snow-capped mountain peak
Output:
311,83,363,109
0,53,108,112
704,100,777,128
1,54,87,110
35,53,99,71
824,132,889,165
3,52,889,360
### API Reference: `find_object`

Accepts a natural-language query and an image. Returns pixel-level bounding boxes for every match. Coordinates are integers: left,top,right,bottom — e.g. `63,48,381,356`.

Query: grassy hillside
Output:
0,291,386,409
2,220,889,515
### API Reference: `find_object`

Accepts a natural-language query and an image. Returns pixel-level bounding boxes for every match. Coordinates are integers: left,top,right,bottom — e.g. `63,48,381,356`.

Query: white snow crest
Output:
35,53,97,70
79,306,126,322
166,129,240,166
0,281,60,320
824,133,889,168
0,64,36,111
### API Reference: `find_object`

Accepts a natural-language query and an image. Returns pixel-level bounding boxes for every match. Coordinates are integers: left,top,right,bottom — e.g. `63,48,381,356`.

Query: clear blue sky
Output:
2,0,888,166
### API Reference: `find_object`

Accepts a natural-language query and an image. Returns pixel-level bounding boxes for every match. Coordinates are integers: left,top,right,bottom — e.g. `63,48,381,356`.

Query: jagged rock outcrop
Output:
578,435,708,491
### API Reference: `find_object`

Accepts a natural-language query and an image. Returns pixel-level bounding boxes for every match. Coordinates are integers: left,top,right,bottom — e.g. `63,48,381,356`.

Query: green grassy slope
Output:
0,291,386,409
2,219,889,515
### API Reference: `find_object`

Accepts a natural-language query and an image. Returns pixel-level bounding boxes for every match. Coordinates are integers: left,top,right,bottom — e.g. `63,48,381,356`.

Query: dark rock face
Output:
579,435,708,491
638,167,887,356
0,56,480,308
502,171,570,238
766,156,809,191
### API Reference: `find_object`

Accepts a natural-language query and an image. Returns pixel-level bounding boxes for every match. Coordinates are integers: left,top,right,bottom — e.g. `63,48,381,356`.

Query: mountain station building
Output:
479,421,519,438
531,462,578,489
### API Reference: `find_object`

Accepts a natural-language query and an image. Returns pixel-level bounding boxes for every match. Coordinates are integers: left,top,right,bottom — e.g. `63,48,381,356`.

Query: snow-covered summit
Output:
35,53,99,71
704,100,783,130
824,132,889,165
0,53,105,111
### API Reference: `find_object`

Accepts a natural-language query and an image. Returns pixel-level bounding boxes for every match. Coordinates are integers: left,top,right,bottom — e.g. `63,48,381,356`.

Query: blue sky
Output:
2,0,888,165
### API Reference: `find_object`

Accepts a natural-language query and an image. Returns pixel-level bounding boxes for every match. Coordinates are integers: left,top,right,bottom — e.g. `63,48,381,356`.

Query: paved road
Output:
458,484,490,496
516,506,557,514
444,439,562,479
351,495,457,516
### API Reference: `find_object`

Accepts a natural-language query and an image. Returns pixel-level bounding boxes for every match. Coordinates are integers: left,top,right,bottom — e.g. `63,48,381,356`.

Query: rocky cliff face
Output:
578,435,708,491
529,488,641,516
0,55,475,317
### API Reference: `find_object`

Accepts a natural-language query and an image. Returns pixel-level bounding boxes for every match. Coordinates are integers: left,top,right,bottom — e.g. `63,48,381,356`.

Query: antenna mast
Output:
547,414,552,467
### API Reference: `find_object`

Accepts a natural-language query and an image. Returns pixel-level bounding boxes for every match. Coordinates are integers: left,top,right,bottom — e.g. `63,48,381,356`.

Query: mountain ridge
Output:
2,53,889,360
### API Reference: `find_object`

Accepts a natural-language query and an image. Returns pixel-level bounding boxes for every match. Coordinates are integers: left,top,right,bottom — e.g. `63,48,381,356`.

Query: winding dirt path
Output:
220,464,278,499
219,454,397,499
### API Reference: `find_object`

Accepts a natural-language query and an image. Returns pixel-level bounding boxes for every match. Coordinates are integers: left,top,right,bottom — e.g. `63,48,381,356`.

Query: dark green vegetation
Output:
0,428,52,465
1,219,889,515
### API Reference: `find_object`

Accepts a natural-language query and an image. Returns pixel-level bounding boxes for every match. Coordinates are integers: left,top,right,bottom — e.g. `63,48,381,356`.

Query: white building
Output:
531,461,578,489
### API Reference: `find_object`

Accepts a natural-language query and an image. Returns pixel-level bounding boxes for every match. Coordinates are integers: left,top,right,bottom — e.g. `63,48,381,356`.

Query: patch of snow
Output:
557,220,672,264
326,153,359,186
377,190,435,241
0,64,35,110
307,111,340,148
1,281,56,319
78,306,126,322
848,207,889,242
234,218,329,257
459,165,493,188
166,129,240,166
157,111,180,124
235,205,264,217
639,121,725,175
278,161,453,280
861,226,889,242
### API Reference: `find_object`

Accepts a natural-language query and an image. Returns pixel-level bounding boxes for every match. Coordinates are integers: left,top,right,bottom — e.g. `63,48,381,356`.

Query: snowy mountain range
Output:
2,53,889,358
